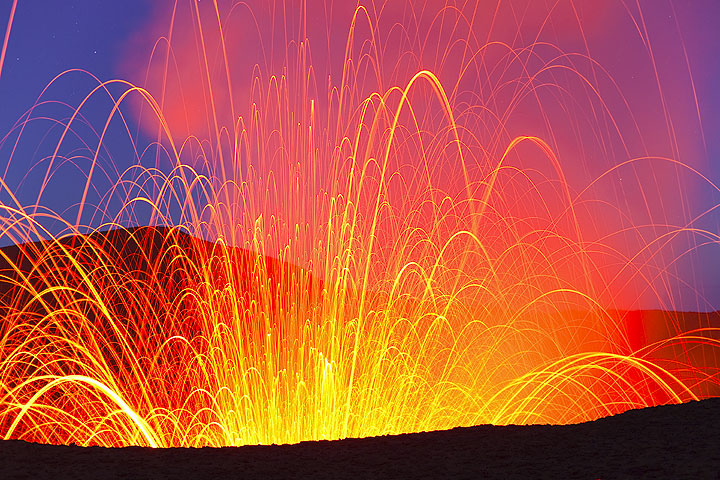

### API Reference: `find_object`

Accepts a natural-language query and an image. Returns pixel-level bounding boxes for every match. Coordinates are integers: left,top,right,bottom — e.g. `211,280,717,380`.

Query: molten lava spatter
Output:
0,1,718,447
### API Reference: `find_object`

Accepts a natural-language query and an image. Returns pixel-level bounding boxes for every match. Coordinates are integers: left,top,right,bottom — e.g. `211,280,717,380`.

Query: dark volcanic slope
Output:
1,398,719,480
0,226,321,321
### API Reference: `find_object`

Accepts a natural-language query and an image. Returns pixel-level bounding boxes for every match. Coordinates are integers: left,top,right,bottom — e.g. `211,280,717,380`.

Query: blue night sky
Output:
0,1,149,134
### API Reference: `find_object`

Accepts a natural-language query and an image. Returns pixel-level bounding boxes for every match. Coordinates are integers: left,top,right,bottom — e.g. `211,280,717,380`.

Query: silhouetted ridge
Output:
0,397,718,479
0,225,321,320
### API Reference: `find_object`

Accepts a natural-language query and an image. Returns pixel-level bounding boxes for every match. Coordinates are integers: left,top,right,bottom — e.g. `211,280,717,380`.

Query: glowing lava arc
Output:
0,0,719,447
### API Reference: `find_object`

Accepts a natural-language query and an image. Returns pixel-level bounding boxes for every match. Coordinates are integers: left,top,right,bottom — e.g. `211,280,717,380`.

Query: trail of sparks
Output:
0,1,718,447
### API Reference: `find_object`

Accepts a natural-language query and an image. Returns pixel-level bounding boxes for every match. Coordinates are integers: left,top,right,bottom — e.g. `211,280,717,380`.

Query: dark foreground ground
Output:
1,398,719,479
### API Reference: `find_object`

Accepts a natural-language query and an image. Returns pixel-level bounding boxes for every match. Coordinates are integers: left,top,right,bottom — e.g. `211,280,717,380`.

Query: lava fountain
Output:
0,0,718,447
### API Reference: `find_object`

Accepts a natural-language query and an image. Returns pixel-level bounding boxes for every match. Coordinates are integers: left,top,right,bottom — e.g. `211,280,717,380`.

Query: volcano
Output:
0,226,719,475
